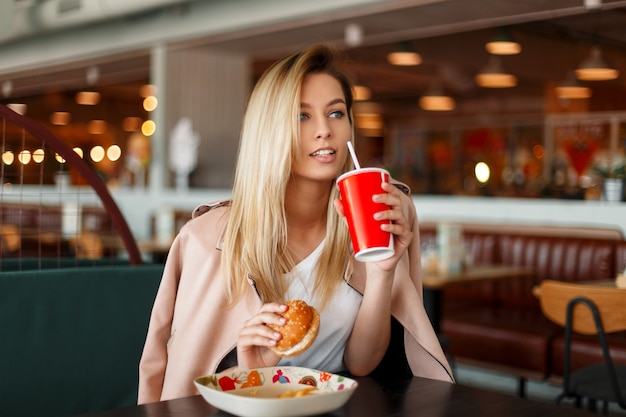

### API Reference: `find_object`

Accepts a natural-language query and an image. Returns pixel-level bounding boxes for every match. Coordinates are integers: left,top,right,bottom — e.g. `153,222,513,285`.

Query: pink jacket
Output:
138,199,453,404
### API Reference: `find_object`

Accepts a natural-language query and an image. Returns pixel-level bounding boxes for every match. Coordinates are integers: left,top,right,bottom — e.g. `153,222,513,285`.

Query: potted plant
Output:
592,153,625,202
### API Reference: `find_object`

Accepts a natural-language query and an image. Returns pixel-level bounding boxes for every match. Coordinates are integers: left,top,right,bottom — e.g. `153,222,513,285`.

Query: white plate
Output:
194,366,358,417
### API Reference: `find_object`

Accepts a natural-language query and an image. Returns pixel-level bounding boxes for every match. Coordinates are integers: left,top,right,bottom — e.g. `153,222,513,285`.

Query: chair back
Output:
538,280,626,335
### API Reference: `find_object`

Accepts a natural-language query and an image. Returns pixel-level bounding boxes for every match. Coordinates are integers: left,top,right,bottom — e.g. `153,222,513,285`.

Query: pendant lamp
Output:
485,27,521,55
419,83,455,111
575,46,619,81
475,56,517,88
353,85,372,101
76,66,101,105
555,71,592,99
387,41,421,66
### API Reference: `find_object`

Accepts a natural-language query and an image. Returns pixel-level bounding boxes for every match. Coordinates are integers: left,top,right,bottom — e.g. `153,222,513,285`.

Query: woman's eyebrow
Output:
300,98,347,108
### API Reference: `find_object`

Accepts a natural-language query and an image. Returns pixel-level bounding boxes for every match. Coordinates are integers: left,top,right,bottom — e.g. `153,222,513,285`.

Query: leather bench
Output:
419,222,626,394
0,264,164,417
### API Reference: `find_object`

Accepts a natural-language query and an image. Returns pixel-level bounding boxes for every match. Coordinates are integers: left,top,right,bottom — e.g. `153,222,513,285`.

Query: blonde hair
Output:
222,44,355,308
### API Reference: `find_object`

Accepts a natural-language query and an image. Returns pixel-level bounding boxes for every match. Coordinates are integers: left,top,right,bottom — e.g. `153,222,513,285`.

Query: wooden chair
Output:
538,280,626,415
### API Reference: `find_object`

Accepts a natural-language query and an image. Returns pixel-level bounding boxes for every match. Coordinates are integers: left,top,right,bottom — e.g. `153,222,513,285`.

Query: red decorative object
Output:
565,138,597,177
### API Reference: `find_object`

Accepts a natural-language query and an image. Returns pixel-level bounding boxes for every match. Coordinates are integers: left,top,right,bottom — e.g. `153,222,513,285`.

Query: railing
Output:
0,103,142,266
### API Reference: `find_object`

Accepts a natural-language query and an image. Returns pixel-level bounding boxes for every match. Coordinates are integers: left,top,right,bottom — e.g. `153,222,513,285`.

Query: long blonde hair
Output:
222,44,355,307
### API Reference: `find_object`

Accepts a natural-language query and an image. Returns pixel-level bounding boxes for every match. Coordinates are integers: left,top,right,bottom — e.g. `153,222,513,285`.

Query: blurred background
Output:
2,0,626,240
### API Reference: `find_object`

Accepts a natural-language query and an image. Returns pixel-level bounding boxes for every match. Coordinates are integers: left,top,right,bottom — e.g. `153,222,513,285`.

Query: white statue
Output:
169,117,200,191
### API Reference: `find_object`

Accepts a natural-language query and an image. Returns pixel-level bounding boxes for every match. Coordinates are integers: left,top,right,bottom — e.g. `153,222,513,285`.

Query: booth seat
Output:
0,257,131,271
419,222,626,394
547,240,626,379
0,263,164,417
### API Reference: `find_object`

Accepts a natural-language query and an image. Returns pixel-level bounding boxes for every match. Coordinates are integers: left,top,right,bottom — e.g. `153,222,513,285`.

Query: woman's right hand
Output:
236,302,287,369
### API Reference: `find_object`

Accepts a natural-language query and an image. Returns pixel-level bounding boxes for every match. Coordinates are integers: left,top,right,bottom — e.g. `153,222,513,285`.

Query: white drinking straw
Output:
347,141,361,169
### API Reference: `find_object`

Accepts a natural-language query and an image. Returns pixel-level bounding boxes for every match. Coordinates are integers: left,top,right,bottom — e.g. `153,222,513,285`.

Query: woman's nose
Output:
315,119,331,139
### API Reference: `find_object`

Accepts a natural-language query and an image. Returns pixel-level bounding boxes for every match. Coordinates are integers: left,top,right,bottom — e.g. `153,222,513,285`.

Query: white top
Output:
277,240,362,372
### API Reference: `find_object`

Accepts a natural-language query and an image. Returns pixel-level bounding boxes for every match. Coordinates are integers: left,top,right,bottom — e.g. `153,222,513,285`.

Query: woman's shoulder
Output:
191,200,231,219
177,200,231,244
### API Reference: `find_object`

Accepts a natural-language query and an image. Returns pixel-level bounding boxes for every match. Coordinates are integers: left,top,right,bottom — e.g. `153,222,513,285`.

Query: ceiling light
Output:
353,85,371,101
87,120,107,134
107,145,122,162
475,56,517,88
18,150,31,165
355,113,384,136
2,151,14,165
555,71,592,99
353,102,384,137
419,84,455,111
485,27,521,55
77,66,101,105
141,120,156,136
387,42,422,66
575,46,619,81
419,95,456,111
50,111,71,125
143,96,158,112
33,149,45,163
90,146,105,163
76,91,100,105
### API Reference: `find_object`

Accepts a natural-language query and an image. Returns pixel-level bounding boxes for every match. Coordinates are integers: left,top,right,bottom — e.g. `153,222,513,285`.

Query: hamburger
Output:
268,299,320,357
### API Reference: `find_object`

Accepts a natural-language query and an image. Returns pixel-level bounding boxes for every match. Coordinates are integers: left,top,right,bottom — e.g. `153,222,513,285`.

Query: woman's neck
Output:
284,178,331,263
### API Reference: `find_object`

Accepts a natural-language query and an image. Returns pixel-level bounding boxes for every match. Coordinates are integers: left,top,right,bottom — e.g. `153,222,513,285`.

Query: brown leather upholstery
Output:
420,223,626,384
550,334,626,377
615,240,626,275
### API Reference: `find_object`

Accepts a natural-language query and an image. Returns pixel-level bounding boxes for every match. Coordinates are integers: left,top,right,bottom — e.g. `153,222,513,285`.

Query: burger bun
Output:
268,299,319,357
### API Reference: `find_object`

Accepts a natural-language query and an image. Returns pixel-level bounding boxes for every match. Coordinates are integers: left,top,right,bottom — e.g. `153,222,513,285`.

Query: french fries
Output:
277,387,318,398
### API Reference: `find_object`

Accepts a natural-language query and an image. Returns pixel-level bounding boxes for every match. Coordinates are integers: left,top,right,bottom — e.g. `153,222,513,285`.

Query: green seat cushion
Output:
0,257,132,272
0,264,164,417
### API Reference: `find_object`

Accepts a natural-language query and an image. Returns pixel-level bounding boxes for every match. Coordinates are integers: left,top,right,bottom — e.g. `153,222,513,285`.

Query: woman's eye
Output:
329,110,344,119
299,113,309,121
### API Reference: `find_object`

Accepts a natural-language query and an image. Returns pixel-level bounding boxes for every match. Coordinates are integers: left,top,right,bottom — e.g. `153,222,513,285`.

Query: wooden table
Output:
72,375,594,417
575,279,625,289
422,264,534,333
532,278,626,298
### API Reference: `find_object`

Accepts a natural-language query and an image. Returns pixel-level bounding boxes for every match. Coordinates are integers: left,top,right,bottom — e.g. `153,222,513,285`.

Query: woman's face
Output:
292,72,351,184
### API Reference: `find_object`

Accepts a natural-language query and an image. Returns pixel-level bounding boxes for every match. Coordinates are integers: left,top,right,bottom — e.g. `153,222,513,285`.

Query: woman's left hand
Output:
370,181,413,270
334,181,413,272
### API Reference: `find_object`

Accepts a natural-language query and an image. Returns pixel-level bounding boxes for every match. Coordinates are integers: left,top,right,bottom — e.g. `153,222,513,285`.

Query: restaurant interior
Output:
1,1,626,416
2,0,626,241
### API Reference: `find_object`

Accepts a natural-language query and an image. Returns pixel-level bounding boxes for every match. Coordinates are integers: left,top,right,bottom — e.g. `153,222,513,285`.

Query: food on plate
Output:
268,300,320,357
277,386,318,398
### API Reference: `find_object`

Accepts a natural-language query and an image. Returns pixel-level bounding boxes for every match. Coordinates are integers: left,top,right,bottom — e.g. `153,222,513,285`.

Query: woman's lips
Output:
310,148,336,162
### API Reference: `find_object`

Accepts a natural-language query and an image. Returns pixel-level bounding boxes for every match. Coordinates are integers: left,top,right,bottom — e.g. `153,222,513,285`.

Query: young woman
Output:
138,44,453,404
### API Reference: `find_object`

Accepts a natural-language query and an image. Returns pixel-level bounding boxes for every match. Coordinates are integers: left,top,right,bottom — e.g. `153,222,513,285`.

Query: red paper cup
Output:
337,168,394,262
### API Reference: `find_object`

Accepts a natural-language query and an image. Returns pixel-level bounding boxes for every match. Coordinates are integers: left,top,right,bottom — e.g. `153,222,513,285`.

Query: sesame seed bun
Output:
268,299,320,357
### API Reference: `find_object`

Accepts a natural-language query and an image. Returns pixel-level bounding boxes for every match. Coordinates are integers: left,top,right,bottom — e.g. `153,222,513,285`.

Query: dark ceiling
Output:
3,0,626,115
